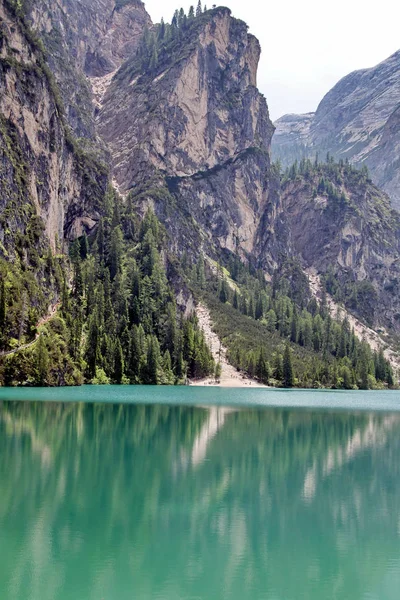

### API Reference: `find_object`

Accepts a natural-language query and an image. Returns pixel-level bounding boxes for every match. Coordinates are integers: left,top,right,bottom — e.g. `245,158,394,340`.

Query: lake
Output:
1,387,400,599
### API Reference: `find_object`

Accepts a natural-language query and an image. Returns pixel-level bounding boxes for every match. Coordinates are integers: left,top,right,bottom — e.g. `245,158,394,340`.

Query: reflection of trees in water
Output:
1,402,400,600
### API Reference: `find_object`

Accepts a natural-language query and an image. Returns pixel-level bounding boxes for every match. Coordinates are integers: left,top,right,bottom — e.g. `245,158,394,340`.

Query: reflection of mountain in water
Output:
303,413,399,501
190,407,235,467
1,401,400,600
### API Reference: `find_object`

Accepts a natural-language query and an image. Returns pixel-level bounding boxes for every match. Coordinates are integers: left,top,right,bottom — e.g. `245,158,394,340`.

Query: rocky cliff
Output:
98,7,275,258
27,0,151,139
272,50,400,210
261,161,400,331
0,0,107,257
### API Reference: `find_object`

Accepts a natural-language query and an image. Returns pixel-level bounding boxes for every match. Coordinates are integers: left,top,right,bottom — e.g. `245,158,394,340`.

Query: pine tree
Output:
290,312,298,343
79,233,89,260
266,309,277,332
126,327,139,382
358,343,370,390
162,350,174,384
256,348,270,384
218,278,229,303
86,313,100,379
35,334,49,386
73,261,83,299
113,339,124,384
255,295,263,320
144,336,161,384
96,219,105,264
386,365,394,388
248,295,255,318
196,0,202,16
164,303,177,356
0,277,6,330
158,17,166,40
175,349,184,380
109,226,123,280
283,343,294,387
149,43,158,71
233,289,239,310
374,348,386,381
197,255,205,288
247,352,255,378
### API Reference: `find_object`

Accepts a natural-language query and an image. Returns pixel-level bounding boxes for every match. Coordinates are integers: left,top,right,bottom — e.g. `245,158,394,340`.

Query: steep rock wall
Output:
28,0,151,138
99,8,275,257
0,0,107,257
267,165,400,330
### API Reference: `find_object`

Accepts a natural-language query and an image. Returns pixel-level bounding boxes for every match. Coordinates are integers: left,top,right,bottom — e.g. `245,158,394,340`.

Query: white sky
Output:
144,0,399,121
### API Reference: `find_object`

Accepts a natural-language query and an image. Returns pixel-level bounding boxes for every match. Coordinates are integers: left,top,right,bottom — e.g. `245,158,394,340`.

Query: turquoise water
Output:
1,388,400,599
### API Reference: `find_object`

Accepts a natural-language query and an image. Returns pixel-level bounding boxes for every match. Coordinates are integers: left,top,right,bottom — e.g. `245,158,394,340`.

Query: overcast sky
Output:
144,0,399,121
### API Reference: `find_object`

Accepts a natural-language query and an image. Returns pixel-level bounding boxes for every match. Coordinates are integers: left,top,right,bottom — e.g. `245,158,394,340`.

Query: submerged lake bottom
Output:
1,386,400,599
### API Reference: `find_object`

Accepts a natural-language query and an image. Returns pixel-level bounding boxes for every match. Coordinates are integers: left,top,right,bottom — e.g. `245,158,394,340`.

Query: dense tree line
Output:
0,193,214,386
189,255,395,390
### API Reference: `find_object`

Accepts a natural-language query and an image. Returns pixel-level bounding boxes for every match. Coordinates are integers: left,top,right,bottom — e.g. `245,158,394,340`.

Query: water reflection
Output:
1,401,400,600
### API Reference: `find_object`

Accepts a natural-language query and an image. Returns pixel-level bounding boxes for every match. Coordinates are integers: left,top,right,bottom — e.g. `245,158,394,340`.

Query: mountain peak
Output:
273,48,400,210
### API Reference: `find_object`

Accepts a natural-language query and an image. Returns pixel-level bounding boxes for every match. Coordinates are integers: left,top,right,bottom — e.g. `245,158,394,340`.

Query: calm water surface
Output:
1,387,400,599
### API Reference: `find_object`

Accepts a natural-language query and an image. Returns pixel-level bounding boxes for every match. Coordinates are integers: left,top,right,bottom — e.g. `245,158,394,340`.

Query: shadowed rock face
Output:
265,168,400,330
272,50,400,210
0,0,151,258
0,0,107,256
98,8,275,256
28,0,152,138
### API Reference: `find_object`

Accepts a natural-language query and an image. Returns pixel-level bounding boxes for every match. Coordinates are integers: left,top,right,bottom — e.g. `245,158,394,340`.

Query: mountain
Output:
98,7,274,261
0,0,399,388
0,0,107,252
276,160,400,330
272,51,400,210
28,0,152,139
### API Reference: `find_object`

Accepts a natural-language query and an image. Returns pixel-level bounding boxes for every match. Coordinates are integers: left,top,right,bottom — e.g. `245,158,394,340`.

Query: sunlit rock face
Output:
98,7,275,257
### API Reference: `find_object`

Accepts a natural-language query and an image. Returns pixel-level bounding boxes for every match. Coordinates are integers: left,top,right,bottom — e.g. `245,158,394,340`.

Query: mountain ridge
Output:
272,49,400,210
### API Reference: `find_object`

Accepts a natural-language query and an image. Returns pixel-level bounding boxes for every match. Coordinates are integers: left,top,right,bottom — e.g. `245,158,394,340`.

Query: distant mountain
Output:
272,51,400,210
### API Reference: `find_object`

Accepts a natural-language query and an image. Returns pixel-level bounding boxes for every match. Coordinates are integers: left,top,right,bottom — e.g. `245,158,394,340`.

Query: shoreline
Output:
189,376,268,388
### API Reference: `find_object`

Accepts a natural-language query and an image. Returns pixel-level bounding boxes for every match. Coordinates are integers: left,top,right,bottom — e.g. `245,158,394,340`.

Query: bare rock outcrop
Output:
98,7,275,257
0,0,107,256
28,0,152,138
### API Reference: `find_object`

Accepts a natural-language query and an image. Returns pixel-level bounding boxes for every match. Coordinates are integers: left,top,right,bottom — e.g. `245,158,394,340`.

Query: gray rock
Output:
272,50,400,210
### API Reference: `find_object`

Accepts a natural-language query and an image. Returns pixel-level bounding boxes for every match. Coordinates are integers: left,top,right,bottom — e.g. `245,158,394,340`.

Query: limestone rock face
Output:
271,112,314,167
99,8,274,256
28,0,152,138
260,167,400,330
0,0,107,256
272,50,400,209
